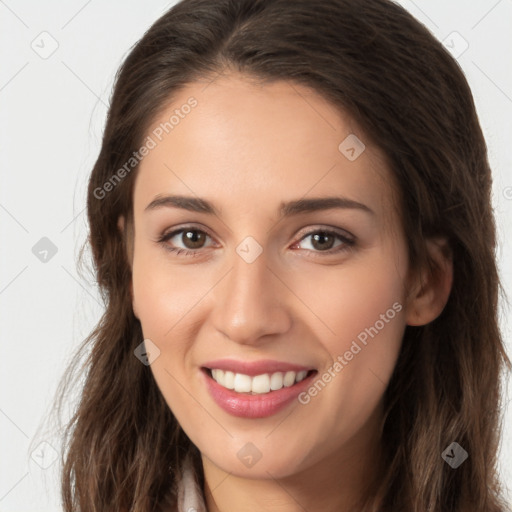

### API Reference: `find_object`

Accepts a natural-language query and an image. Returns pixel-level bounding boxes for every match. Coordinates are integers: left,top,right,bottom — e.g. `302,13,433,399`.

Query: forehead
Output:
133,73,396,223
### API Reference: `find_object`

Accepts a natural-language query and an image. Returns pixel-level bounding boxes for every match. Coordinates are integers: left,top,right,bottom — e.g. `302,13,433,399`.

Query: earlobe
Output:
405,238,453,326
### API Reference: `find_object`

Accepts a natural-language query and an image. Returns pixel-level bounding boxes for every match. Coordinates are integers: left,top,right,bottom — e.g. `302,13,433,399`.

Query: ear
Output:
405,237,453,326
118,215,138,319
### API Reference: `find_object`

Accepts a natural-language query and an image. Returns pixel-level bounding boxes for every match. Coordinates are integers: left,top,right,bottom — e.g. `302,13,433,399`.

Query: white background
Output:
1,1,511,510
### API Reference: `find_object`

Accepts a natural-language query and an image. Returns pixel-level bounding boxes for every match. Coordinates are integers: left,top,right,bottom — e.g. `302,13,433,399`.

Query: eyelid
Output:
159,222,214,239
294,224,355,243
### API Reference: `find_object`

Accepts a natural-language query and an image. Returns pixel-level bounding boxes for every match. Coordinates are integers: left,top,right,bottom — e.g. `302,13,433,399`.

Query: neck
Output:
202,403,384,512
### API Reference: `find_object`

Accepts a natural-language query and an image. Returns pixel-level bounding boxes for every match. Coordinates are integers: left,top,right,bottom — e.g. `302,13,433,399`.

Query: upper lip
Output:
202,358,316,377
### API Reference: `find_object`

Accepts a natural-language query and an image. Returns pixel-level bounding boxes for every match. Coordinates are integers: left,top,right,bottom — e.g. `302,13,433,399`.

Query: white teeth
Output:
251,374,270,394
224,370,235,389
283,371,296,387
210,368,311,394
296,370,308,381
233,373,252,392
270,372,284,390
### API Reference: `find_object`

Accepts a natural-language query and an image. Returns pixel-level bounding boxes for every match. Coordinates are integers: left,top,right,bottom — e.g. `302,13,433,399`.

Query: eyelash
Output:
157,225,355,258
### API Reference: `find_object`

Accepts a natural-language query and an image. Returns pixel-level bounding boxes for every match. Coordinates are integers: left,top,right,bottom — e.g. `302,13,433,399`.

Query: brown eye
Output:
294,228,354,254
310,232,336,251
158,227,214,256
180,229,207,249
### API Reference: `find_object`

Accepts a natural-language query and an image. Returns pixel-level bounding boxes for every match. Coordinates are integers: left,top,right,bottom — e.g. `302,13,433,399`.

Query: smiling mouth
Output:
203,367,317,395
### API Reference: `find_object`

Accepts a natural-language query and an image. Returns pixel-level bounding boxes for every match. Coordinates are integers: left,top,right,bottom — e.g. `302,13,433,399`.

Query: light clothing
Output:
175,453,207,512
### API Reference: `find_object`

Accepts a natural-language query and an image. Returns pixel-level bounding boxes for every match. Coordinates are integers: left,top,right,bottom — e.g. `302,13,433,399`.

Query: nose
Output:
210,247,292,346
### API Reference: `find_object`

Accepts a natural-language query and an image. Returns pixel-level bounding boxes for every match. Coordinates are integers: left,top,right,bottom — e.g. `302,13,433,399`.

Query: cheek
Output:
131,242,220,404
292,245,406,391
292,246,407,441
292,249,406,353
131,248,208,418
131,241,208,342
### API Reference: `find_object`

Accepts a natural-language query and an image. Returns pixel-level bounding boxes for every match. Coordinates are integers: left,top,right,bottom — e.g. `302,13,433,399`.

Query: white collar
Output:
176,453,208,512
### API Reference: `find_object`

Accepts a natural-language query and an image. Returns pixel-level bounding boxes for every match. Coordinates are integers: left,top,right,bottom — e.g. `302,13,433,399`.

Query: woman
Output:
56,0,511,510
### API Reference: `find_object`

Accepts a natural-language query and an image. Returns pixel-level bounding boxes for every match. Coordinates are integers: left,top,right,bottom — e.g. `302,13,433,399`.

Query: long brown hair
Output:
53,0,511,510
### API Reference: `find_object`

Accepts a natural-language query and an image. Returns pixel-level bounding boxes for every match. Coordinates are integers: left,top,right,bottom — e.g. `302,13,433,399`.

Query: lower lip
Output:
202,369,317,419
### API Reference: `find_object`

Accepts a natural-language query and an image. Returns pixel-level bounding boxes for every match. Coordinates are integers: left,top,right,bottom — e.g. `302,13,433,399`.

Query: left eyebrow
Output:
279,196,374,217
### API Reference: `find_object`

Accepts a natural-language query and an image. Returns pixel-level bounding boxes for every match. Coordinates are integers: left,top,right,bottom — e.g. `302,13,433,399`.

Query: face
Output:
129,73,410,479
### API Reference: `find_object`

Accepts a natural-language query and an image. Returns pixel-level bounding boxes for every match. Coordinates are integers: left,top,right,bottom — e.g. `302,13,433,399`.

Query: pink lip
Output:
201,358,314,376
201,367,317,419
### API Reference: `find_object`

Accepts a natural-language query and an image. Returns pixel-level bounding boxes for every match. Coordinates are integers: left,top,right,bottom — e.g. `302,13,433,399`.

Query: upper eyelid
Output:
295,225,354,241
159,224,216,243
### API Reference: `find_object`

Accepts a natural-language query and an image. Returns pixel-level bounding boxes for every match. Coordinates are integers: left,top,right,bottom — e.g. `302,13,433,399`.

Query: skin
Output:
122,73,453,512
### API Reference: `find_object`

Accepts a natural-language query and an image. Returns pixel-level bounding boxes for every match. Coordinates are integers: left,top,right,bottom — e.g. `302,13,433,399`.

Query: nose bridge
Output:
211,243,291,344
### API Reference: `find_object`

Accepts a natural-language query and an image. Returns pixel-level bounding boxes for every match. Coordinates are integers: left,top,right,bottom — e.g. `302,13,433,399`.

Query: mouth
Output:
202,367,317,395
200,361,318,418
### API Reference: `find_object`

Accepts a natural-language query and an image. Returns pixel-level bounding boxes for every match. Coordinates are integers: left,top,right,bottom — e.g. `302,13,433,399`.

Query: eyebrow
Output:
144,194,374,217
